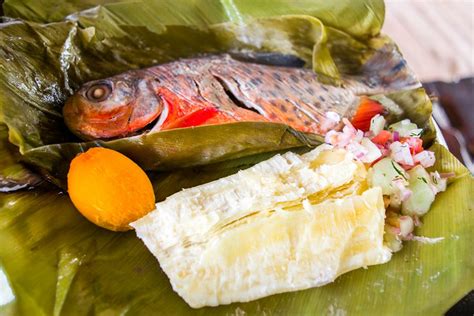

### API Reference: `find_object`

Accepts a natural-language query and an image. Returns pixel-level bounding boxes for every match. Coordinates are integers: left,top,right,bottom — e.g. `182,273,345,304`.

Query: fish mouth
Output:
82,114,162,140
127,113,163,137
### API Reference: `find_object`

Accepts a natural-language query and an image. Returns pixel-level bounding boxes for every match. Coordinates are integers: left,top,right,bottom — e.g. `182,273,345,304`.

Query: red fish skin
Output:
155,87,245,130
63,55,398,140
146,57,344,133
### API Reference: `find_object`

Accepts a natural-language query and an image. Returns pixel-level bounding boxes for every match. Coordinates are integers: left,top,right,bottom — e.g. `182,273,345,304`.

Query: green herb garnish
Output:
418,177,428,184
391,161,408,181
409,129,424,137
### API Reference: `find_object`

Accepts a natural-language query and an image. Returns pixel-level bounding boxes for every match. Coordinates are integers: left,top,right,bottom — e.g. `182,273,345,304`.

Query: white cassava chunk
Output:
132,145,391,308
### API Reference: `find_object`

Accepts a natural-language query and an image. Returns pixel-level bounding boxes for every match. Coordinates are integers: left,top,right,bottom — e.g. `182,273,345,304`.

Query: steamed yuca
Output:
131,145,392,308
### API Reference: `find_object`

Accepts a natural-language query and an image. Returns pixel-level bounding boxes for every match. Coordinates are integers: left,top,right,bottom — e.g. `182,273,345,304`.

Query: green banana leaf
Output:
0,124,42,191
0,14,349,151
0,1,426,176
0,0,472,315
1,144,472,315
4,0,384,39
23,122,322,188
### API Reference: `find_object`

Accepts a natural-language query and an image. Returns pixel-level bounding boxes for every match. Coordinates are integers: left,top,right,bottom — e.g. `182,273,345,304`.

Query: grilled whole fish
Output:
63,53,419,140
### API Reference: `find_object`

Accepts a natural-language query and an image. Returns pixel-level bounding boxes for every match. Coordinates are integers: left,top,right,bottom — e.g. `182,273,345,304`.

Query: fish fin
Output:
229,52,306,68
351,97,385,131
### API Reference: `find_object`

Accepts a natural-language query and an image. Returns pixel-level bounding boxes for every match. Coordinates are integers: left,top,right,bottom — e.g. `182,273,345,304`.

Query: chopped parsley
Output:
391,161,407,181
409,129,424,137
418,177,428,184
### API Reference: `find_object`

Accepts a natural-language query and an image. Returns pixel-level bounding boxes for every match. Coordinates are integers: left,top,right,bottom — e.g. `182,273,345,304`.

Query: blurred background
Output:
384,0,473,172
385,0,473,81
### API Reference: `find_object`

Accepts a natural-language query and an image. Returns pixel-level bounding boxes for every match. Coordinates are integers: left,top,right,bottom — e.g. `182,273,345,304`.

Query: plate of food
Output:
0,0,472,315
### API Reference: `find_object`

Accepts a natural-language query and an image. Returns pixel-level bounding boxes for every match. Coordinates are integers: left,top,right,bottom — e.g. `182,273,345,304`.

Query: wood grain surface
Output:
383,0,474,81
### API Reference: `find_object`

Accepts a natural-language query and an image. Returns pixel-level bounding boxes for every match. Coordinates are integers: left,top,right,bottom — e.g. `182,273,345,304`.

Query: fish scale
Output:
63,53,419,140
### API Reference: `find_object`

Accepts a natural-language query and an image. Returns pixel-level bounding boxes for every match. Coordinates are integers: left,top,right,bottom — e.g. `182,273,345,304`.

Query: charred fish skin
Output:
63,52,419,140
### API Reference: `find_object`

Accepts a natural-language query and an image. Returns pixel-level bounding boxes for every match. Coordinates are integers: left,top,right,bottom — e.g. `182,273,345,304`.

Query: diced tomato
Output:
401,137,423,155
371,130,392,145
351,97,385,131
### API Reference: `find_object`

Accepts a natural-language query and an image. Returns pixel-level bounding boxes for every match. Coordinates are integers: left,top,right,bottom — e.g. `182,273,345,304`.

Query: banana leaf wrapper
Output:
0,0,473,315
0,0,433,183
0,124,42,191
0,144,472,315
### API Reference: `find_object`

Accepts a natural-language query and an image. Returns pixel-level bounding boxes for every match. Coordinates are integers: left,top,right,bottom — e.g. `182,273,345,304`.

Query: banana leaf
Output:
0,2,426,177
0,144,472,315
4,0,384,39
0,14,348,151
23,122,322,188
0,0,473,315
0,124,42,191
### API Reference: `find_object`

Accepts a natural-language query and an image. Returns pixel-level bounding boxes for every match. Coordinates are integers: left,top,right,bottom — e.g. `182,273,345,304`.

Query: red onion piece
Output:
393,131,400,141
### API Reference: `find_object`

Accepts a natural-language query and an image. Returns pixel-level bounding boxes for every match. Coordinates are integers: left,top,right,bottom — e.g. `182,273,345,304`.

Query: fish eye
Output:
85,83,112,102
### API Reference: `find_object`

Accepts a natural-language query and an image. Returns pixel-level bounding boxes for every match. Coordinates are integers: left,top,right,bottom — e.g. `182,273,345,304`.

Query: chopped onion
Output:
342,118,356,133
321,111,341,131
430,171,447,193
390,141,414,166
324,130,339,145
392,178,412,202
393,131,400,142
399,216,414,238
414,150,435,168
354,129,364,143
360,138,382,163
377,146,390,158
346,141,368,159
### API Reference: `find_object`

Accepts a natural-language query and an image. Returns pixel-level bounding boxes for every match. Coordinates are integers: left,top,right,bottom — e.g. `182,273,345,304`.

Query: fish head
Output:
63,71,162,140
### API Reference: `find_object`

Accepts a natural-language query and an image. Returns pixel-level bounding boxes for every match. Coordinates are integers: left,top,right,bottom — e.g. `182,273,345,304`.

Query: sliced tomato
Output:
371,130,392,145
401,137,423,155
351,97,385,131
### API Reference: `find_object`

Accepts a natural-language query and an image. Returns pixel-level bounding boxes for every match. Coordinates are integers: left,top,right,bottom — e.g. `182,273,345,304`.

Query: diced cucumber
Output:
367,158,408,195
388,119,419,137
401,165,435,216
369,114,386,136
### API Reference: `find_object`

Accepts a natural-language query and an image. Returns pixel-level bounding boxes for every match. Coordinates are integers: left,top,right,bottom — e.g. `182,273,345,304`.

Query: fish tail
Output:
347,40,421,95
